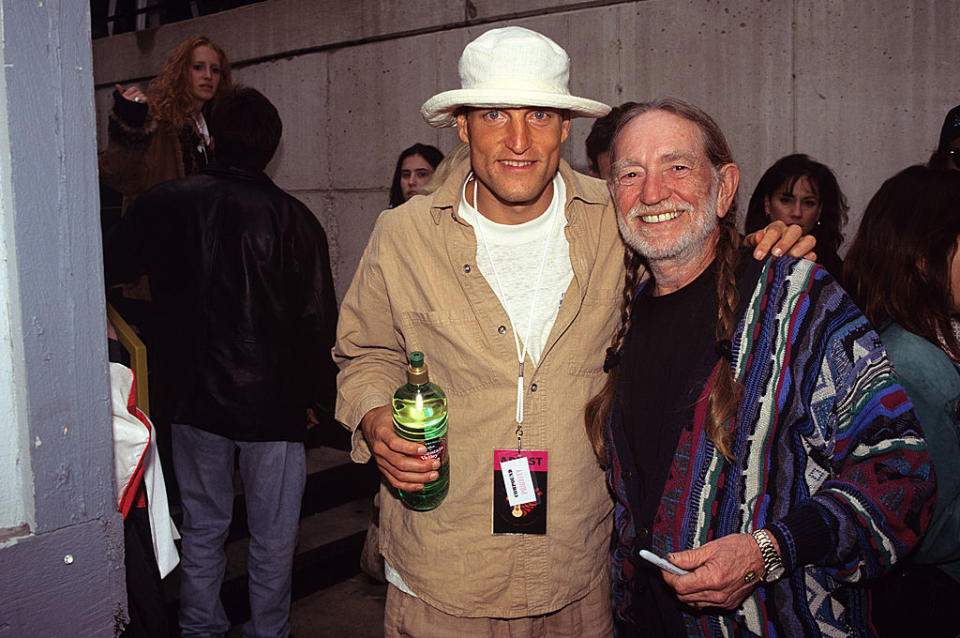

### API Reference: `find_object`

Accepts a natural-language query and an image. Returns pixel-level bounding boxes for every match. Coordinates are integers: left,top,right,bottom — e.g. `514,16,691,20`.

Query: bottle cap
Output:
408,351,429,385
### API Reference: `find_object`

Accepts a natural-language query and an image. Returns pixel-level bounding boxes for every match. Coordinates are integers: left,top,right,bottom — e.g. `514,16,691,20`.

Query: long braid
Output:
586,97,741,465
615,249,646,355
585,248,645,465
704,215,741,459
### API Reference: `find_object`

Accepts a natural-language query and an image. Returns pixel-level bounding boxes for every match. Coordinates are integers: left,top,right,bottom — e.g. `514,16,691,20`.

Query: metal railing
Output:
106,303,150,416
91,0,264,39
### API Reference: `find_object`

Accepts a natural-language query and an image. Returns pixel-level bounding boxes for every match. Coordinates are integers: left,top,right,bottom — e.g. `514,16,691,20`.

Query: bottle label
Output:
419,436,446,463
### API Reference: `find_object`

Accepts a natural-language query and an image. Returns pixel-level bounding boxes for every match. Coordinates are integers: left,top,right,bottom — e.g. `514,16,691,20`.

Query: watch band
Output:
751,528,785,583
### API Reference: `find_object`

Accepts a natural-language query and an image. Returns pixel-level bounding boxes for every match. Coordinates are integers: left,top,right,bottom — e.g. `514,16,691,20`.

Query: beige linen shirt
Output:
334,158,626,618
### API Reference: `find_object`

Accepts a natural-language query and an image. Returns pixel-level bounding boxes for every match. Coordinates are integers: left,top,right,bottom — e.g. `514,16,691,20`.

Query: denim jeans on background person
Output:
172,423,306,638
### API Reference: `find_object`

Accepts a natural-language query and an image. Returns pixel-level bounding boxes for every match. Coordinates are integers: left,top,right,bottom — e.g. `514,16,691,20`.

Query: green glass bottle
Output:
393,351,449,510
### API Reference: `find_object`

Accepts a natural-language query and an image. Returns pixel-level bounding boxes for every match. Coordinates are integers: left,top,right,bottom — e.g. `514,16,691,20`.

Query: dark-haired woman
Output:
744,154,848,283
844,165,960,636
388,143,443,207
100,35,233,211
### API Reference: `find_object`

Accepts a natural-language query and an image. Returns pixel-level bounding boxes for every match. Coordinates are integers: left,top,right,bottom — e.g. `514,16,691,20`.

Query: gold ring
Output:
743,570,757,584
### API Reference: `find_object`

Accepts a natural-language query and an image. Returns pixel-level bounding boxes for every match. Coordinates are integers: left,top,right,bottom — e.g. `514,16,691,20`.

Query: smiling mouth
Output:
637,210,683,223
499,160,534,168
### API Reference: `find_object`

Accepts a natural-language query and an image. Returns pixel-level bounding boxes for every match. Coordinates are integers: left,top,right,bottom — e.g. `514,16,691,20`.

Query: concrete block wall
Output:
93,0,960,300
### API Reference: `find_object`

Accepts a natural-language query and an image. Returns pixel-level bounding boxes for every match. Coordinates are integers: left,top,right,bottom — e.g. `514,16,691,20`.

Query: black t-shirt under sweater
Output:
617,250,760,636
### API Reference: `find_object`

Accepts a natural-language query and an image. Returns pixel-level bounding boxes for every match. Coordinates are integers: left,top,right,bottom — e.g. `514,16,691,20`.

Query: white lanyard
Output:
470,177,557,450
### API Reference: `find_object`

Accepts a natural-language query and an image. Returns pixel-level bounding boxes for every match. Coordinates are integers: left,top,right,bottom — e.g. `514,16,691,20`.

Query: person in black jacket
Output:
104,86,338,638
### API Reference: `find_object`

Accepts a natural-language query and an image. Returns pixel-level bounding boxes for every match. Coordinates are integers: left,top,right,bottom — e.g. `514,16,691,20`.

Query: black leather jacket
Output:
105,164,338,442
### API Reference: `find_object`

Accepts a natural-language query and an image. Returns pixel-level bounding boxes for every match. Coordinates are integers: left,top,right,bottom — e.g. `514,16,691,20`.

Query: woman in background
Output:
744,154,848,283
100,35,233,210
388,143,443,207
418,142,469,197
844,165,960,636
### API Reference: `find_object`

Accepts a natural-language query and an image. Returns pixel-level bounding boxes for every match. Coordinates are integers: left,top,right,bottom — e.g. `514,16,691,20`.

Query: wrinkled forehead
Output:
612,111,708,166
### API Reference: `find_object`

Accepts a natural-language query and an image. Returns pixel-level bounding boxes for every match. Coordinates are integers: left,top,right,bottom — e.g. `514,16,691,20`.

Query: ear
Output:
764,195,772,217
456,112,471,144
559,114,571,143
715,163,740,219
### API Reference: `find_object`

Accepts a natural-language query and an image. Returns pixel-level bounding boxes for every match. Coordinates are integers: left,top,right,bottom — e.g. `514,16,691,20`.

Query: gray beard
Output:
617,185,719,264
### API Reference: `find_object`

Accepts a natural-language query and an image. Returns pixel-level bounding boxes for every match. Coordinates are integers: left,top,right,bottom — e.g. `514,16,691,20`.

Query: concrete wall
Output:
92,0,960,300
0,1,125,635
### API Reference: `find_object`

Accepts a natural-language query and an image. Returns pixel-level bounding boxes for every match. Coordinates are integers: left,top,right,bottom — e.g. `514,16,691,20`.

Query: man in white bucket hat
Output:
333,26,810,636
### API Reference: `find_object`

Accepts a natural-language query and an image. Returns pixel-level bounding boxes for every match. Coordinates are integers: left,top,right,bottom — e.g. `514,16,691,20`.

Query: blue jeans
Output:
172,423,305,638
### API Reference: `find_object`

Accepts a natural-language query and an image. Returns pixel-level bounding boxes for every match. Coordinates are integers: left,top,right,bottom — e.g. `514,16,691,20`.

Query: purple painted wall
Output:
0,1,125,635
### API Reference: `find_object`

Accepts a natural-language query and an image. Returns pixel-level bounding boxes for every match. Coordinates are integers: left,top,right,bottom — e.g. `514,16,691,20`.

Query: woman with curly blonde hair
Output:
100,35,232,209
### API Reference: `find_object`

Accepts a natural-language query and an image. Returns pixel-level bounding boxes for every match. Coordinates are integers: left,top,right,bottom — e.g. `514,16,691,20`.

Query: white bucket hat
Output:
420,26,611,128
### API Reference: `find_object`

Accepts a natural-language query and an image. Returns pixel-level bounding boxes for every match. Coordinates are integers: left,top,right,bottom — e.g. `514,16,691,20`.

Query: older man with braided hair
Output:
585,98,936,637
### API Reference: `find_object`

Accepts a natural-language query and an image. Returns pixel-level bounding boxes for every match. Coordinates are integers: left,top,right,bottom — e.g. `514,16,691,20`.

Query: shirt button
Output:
530,383,538,392
498,325,506,334
621,469,632,481
463,264,471,273
635,527,650,544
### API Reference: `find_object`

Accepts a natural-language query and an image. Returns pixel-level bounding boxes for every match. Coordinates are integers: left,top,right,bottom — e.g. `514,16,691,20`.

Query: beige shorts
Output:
383,572,614,638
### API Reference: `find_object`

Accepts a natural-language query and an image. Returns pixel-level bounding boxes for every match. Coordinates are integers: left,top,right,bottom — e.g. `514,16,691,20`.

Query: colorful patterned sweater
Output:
607,256,935,637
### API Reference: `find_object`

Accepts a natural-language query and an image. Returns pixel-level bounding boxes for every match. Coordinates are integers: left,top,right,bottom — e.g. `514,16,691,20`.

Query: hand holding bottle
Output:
392,352,448,510
360,405,439,491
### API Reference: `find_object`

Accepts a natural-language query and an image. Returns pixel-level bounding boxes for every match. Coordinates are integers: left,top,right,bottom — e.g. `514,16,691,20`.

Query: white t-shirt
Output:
457,172,572,366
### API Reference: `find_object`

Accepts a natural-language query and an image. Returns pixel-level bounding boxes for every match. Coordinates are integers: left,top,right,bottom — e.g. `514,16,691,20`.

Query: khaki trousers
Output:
384,571,613,638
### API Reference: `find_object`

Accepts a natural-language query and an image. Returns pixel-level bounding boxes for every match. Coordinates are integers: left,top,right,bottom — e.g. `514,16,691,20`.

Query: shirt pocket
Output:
398,308,498,395
567,286,621,378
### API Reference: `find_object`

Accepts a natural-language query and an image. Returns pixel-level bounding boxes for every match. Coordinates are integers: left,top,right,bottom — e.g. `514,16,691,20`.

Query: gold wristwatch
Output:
751,529,785,583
